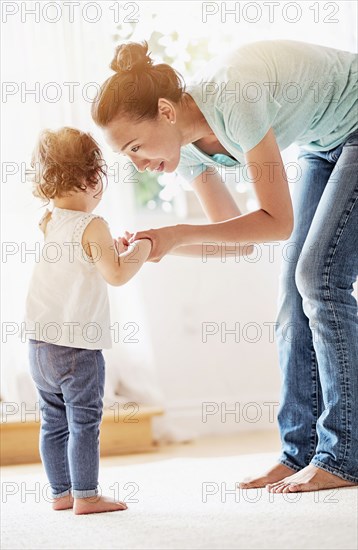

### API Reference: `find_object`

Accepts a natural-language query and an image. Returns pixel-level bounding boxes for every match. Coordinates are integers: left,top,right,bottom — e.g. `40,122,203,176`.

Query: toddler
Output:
22,127,152,514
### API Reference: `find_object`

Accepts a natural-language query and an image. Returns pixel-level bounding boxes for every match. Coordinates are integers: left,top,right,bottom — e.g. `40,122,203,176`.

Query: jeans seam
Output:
35,343,53,388
70,346,76,374
306,347,319,464
95,351,105,404
36,341,58,384
321,186,358,470
95,351,100,400
35,343,43,380
63,431,71,493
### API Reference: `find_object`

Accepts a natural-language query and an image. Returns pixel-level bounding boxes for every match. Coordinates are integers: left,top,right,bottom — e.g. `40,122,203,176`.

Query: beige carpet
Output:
1,452,357,550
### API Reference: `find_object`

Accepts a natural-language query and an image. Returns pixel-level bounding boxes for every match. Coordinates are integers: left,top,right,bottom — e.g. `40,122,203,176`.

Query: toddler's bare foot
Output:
266,464,357,493
238,463,297,489
74,495,128,515
52,493,74,510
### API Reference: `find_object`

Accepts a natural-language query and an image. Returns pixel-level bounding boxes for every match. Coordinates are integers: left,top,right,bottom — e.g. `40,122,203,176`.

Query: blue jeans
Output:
275,127,358,482
28,339,105,499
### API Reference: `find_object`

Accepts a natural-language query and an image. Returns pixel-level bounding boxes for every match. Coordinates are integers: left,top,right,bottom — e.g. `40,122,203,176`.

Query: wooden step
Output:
0,405,164,465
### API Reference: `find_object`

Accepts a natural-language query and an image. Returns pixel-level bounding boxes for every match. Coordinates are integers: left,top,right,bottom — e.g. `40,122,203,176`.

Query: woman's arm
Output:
83,218,152,286
170,169,254,257
170,242,253,258
181,128,293,243
130,128,293,261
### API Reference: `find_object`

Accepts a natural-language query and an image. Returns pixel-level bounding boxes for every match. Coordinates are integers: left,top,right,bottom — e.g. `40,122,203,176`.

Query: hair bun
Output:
110,41,153,73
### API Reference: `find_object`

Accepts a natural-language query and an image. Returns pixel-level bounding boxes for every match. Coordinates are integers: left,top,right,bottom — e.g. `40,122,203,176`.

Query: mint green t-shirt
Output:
176,39,358,182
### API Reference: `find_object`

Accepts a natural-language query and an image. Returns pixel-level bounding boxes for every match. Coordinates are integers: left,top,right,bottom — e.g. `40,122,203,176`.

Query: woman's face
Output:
104,112,182,174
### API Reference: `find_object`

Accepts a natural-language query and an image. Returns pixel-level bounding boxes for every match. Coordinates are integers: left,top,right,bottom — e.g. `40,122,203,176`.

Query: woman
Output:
92,39,358,492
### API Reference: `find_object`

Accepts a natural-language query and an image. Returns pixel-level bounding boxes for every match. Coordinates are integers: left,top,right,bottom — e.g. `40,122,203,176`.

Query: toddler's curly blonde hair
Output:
31,127,107,204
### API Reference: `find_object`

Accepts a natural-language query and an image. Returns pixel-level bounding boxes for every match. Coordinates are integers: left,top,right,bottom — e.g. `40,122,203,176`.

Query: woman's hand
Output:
113,231,136,255
128,225,181,262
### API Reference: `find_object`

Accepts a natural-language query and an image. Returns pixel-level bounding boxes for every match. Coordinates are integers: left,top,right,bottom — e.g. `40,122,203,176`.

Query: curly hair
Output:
31,127,107,204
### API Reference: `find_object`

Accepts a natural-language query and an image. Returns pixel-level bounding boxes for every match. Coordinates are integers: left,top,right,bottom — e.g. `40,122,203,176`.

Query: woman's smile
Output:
153,161,164,172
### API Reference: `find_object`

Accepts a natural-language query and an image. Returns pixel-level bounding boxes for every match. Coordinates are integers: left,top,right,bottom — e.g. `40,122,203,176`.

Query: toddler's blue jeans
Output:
28,339,105,499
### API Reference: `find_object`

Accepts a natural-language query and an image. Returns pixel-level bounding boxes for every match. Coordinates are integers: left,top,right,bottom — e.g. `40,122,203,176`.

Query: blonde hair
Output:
31,127,107,204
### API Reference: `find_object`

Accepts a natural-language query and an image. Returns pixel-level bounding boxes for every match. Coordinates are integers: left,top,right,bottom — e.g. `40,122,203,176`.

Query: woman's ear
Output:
157,98,176,124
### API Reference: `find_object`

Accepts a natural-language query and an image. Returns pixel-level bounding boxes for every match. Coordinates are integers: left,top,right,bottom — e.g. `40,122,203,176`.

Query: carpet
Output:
1,452,357,550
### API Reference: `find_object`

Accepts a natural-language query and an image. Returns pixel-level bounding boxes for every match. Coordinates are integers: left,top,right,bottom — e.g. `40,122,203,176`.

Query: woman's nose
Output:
132,158,150,173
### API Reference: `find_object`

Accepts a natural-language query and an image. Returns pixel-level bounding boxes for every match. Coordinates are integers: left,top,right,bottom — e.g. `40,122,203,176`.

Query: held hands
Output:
127,226,179,262
113,234,130,255
113,231,137,255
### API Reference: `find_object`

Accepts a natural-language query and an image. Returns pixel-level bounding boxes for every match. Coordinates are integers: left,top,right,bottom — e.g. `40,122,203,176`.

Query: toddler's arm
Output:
83,218,152,286
122,230,254,259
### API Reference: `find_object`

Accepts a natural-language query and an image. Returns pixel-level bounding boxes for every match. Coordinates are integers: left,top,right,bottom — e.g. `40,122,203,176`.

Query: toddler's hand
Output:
113,236,129,255
123,230,134,246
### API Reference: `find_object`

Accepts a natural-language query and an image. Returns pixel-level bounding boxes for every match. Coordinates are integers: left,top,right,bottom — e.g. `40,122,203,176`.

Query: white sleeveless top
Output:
21,207,112,350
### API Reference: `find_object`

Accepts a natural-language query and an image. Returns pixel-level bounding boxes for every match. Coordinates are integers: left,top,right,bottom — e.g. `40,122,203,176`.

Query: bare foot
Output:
52,493,74,510
266,464,357,493
74,495,128,515
238,463,297,489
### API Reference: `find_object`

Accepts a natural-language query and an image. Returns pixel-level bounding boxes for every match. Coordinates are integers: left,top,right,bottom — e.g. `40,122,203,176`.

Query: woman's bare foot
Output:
74,495,128,515
238,463,297,489
266,464,357,493
52,493,74,510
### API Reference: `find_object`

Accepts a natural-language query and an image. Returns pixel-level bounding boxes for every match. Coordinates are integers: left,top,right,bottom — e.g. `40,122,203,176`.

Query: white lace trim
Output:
72,214,106,264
